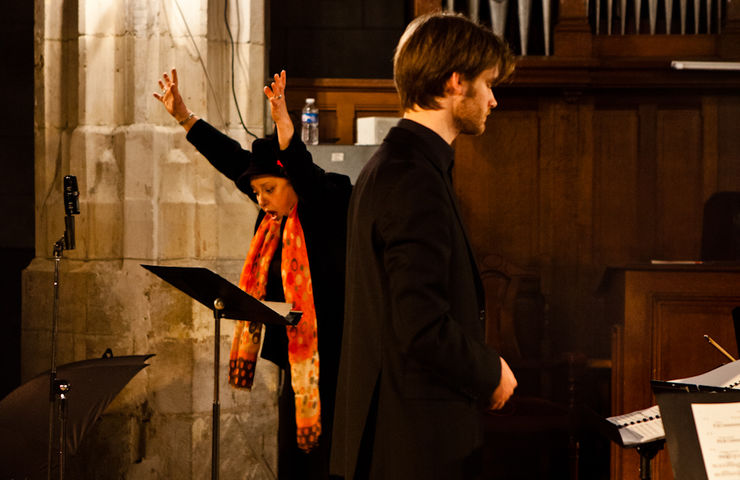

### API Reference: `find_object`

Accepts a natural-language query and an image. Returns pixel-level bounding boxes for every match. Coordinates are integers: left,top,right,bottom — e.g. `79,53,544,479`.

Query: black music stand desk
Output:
141,264,301,480
654,388,740,480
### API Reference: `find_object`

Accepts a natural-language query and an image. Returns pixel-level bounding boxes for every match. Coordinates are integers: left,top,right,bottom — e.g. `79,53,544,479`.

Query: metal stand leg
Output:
55,379,70,480
636,440,664,480
212,298,224,480
48,240,66,480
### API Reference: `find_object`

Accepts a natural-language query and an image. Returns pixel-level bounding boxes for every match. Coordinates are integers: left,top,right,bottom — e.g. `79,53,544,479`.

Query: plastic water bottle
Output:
301,98,319,145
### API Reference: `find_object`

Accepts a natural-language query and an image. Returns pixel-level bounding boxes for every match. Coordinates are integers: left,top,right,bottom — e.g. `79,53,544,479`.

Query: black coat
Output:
331,119,502,480
187,120,352,471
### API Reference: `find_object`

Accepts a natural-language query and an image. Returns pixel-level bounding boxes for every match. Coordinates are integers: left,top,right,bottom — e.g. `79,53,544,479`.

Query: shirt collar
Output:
396,118,455,176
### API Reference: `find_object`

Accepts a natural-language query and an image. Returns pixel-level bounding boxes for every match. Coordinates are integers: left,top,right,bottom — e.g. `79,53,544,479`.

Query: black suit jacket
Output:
331,120,502,479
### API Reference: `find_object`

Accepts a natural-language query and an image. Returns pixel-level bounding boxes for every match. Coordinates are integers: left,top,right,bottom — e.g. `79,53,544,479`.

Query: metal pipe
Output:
469,0,480,20
706,0,712,32
608,0,614,33
648,0,658,33
489,0,509,37
717,0,722,33
518,0,532,54
543,0,551,54
621,0,628,33
694,0,701,32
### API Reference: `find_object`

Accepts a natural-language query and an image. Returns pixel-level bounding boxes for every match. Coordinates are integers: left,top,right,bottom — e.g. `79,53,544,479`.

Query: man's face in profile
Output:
452,66,499,136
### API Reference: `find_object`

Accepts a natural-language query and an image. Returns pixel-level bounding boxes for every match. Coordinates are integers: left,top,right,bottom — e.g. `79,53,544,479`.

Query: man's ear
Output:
444,72,464,96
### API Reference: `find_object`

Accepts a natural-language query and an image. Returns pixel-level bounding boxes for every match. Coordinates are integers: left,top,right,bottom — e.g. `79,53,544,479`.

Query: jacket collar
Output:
390,119,455,176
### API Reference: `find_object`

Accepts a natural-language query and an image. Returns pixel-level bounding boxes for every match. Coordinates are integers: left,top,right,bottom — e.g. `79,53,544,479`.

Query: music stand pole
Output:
212,298,224,480
636,441,663,480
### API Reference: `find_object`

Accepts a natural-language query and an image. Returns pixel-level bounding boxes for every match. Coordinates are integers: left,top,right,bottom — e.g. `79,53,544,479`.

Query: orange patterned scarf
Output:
228,204,321,452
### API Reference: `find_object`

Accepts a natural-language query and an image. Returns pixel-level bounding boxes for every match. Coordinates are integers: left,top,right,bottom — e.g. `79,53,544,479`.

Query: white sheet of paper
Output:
673,360,740,389
261,300,292,317
691,402,740,479
607,404,665,445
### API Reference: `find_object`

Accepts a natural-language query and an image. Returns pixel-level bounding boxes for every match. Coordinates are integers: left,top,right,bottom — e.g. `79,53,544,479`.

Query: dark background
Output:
269,0,411,78
1,2,35,400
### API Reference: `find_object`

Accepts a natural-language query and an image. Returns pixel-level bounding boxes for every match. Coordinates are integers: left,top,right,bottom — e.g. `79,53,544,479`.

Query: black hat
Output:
236,137,287,200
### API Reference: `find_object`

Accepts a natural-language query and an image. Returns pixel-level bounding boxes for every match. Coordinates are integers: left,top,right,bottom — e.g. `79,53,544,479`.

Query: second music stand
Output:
141,265,301,480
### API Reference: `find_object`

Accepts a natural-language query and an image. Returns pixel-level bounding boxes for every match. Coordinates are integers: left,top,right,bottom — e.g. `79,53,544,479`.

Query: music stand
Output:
580,405,665,480
141,265,301,480
654,389,740,480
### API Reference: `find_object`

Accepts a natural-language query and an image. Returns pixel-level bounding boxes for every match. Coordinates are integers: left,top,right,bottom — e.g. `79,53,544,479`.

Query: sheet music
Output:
261,300,293,317
607,404,665,445
691,402,740,479
671,360,740,389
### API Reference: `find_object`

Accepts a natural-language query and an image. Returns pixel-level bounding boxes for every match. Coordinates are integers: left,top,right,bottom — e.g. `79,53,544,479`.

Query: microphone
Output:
63,175,80,250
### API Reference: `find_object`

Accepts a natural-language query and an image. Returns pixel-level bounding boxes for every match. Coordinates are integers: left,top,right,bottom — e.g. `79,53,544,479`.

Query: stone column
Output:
27,0,276,478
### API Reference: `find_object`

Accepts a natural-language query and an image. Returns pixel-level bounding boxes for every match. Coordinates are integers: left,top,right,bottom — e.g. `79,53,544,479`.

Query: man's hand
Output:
489,357,517,410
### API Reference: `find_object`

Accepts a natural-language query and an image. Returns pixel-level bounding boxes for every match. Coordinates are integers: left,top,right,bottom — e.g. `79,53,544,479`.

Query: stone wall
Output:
26,0,276,478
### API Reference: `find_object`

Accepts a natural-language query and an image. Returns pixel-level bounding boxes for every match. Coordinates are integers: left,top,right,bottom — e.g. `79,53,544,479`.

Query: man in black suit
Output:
330,12,518,480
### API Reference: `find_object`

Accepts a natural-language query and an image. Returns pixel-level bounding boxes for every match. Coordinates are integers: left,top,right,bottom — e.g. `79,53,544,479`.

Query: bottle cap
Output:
306,98,315,104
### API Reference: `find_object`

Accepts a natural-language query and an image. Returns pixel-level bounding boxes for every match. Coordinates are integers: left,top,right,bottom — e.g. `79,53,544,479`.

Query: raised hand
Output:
153,68,196,129
263,70,293,150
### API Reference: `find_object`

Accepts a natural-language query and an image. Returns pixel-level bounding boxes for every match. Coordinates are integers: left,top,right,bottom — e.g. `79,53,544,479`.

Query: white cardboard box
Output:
356,116,400,145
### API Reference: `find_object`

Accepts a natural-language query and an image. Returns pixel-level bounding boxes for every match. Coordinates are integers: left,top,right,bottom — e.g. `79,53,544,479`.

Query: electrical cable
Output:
224,0,259,139
170,0,228,128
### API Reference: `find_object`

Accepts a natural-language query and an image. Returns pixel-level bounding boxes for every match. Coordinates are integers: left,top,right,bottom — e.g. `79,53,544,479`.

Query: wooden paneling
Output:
593,110,640,266
718,97,740,190
454,110,541,267
593,35,719,57
656,109,704,259
454,90,740,363
454,88,740,479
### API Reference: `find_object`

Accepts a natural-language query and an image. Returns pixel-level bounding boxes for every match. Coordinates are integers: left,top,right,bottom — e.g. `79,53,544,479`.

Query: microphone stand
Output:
47,176,78,480
47,235,70,480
